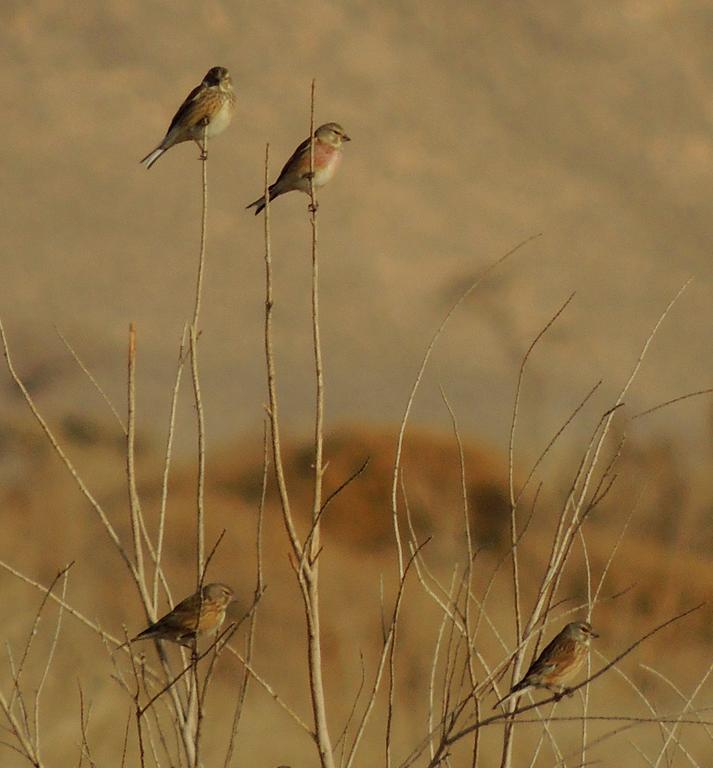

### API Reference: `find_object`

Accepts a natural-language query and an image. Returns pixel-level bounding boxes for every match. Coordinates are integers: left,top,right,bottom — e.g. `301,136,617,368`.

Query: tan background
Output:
3,1,713,458
1,2,713,766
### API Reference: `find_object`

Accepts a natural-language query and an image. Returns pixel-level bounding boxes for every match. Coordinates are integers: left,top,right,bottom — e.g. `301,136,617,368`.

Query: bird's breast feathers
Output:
204,96,236,138
312,144,341,186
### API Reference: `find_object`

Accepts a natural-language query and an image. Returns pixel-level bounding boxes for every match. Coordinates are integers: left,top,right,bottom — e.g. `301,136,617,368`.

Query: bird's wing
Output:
275,136,312,181
527,635,578,679
165,82,212,135
159,593,200,629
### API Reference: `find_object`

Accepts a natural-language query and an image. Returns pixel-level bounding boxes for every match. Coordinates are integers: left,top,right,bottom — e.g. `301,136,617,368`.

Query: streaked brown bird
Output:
493,621,598,708
129,583,235,647
247,122,350,214
140,66,237,169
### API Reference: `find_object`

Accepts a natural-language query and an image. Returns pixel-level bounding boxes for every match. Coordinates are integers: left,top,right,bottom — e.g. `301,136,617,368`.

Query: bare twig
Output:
190,325,207,591
632,387,713,419
345,539,430,768
262,142,303,556
55,325,126,433
223,425,268,767
77,682,97,768
127,324,146,589
0,321,139,584
154,325,190,609
335,651,367,765
224,645,313,735
33,567,70,760
303,78,336,768
390,232,542,578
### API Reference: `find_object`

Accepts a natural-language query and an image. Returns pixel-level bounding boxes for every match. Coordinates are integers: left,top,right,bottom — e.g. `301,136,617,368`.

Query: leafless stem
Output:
632,387,713,419
77,682,97,768
0,320,139,585
262,142,303,556
500,293,576,767
302,79,335,768
390,233,542,578
224,644,313,736
154,324,189,609
344,540,429,768
0,564,72,767
127,324,146,589
192,123,208,328
33,567,69,761
55,325,126,433
439,387,479,763
222,425,268,767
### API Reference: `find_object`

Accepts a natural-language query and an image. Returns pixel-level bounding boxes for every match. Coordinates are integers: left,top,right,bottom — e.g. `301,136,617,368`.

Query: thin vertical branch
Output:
308,77,323,539
33,568,70,762
223,424,268,767
0,321,139,584
190,326,206,586
500,294,575,768
127,635,147,768
224,645,313,735
55,326,127,434
262,90,333,768
127,324,146,587
154,325,189,609
439,387,479,764
385,591,400,768
578,527,594,768
390,233,542,578
262,143,304,557
192,124,209,328
191,645,202,768
304,78,335,768
191,124,209,586
650,662,713,768
77,683,97,768
0,688,40,766
428,569,459,762
52,326,172,622
345,542,428,768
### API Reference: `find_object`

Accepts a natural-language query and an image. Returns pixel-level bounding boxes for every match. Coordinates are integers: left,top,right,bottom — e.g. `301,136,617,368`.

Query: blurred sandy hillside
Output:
1,418,712,765
3,415,710,628
1,1,712,464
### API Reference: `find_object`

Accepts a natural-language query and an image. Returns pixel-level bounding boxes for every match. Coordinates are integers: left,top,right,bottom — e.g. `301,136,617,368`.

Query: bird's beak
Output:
343,134,351,142
590,630,600,638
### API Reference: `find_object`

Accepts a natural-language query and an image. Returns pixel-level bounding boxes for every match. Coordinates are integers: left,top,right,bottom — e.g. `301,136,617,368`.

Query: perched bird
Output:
128,583,235,647
140,66,237,169
493,621,598,709
247,122,351,214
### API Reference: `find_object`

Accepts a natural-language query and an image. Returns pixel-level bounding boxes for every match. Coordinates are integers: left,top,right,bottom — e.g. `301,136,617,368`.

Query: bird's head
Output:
315,122,351,147
203,66,231,88
202,582,235,604
567,621,599,642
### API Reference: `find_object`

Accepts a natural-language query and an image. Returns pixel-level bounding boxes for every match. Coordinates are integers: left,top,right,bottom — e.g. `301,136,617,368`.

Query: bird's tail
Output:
140,145,165,170
246,184,280,215
112,631,144,654
492,680,529,710
492,691,514,710
132,625,159,642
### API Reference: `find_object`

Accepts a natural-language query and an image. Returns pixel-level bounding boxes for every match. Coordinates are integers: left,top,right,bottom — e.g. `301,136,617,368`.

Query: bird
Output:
126,583,235,648
140,66,237,169
492,621,598,709
247,122,351,214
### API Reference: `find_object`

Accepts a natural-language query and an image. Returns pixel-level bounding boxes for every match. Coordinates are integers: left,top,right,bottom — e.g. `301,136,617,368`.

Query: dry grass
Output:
0,417,711,766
